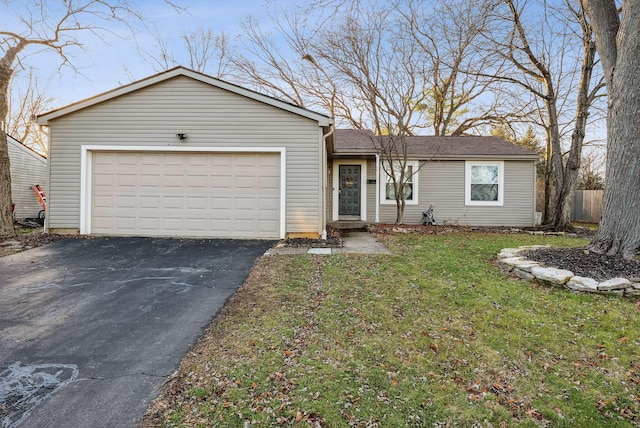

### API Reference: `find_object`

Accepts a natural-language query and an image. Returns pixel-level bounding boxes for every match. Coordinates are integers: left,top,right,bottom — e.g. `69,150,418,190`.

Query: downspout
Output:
375,153,380,223
38,123,50,233
321,124,335,240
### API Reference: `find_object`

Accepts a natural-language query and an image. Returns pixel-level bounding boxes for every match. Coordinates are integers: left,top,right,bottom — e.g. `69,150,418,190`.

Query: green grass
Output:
145,233,640,427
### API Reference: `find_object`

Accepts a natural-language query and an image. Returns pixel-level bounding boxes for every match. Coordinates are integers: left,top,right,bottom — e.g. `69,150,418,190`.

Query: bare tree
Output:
481,0,604,227
549,0,605,228
7,68,52,155
143,27,232,77
404,0,525,136
304,3,429,223
0,0,144,236
583,0,640,259
578,152,604,190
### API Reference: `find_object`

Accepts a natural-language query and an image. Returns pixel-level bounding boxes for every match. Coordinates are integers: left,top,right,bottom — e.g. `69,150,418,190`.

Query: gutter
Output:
321,124,335,240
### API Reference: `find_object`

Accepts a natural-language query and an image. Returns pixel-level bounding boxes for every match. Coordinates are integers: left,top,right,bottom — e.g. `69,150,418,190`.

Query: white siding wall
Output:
378,160,535,227
47,76,322,235
8,138,47,219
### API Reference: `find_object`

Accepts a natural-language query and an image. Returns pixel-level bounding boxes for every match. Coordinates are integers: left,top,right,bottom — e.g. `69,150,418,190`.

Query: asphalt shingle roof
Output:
333,129,540,159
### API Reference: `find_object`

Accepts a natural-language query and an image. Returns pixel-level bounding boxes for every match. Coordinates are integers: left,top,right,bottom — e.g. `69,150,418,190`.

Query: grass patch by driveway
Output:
141,232,640,427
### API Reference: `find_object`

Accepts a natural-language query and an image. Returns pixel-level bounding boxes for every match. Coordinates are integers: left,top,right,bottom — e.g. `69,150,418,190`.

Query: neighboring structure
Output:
571,189,602,223
7,135,47,220
326,129,539,227
37,67,539,240
37,67,332,239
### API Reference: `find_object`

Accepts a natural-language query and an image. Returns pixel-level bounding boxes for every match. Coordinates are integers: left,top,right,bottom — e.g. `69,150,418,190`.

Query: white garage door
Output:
91,151,280,239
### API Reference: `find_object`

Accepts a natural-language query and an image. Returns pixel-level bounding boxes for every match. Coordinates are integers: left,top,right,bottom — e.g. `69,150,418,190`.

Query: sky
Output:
9,0,279,111
6,0,607,164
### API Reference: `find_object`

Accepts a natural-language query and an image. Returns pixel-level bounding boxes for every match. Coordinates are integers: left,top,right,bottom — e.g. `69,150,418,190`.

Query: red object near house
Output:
32,184,47,211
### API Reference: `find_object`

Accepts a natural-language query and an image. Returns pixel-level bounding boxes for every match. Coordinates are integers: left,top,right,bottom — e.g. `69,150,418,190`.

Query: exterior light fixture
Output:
176,133,187,141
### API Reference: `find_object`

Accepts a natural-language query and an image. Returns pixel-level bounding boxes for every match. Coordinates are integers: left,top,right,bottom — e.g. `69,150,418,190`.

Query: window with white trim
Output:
381,161,419,205
465,161,504,206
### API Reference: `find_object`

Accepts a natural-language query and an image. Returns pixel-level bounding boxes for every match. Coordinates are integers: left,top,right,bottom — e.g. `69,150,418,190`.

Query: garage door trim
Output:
80,145,287,238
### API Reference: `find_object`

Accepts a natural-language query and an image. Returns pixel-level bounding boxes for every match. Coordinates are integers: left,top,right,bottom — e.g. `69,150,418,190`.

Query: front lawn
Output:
141,232,640,427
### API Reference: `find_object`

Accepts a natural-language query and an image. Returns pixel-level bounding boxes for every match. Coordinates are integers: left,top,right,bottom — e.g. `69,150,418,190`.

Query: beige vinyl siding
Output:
46,76,322,235
8,138,47,219
326,167,333,221
378,160,535,226
366,158,377,221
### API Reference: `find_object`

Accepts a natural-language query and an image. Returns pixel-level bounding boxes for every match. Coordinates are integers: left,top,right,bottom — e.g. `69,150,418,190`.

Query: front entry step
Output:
328,221,369,230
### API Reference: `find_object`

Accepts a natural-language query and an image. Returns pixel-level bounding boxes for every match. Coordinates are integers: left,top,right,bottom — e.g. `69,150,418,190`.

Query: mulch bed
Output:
523,247,640,282
368,223,597,238
0,229,71,258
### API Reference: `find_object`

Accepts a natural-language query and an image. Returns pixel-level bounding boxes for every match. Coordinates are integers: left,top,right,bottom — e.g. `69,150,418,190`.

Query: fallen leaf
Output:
620,408,635,419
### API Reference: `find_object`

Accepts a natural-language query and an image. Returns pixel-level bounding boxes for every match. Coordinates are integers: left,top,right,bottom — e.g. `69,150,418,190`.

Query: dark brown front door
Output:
339,165,361,216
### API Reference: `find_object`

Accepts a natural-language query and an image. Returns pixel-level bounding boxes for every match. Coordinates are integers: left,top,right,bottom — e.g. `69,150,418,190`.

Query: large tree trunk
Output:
0,131,14,236
1,59,16,236
585,0,640,259
550,9,598,230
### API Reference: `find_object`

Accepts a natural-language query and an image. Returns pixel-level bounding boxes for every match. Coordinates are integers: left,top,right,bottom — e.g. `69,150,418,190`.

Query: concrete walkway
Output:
265,231,391,255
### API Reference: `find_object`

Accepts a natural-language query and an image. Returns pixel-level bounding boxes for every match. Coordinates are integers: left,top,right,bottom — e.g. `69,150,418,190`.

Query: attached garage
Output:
37,67,332,239
89,150,282,239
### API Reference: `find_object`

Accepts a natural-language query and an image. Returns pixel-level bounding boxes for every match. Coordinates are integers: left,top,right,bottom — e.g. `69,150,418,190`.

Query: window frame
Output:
465,161,504,206
380,160,419,205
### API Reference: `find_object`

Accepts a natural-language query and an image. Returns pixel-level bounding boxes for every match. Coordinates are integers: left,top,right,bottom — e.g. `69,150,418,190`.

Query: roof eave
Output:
332,151,540,161
36,67,332,126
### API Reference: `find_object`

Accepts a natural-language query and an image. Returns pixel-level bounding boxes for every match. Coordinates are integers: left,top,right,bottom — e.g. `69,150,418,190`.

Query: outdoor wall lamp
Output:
176,133,187,141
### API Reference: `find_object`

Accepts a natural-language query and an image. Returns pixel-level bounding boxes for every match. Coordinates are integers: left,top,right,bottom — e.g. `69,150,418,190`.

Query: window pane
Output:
404,183,413,200
471,184,498,201
386,183,413,200
386,163,414,200
386,183,396,200
471,165,498,184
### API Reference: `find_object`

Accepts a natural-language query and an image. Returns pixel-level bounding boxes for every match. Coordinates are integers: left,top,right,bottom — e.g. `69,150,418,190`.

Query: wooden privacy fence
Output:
571,190,603,223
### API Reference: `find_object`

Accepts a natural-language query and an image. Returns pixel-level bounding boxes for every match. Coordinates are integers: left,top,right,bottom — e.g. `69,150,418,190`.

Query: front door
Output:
339,165,361,216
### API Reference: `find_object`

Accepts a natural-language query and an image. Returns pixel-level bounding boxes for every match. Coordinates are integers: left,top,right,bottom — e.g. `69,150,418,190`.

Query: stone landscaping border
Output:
498,245,640,297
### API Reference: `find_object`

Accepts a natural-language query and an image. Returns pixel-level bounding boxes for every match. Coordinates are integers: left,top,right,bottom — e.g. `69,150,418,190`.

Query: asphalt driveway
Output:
0,237,274,428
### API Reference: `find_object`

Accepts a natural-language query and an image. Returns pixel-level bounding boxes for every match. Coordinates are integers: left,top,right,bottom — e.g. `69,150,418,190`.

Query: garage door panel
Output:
210,176,232,188
140,175,161,187
164,175,185,187
187,175,208,187
116,195,136,208
186,197,207,209
140,154,161,165
92,152,280,238
93,195,114,208
139,196,160,209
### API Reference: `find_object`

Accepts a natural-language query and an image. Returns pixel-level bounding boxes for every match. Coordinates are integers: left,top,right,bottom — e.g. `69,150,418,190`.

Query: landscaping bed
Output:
0,228,70,258
524,246,640,282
